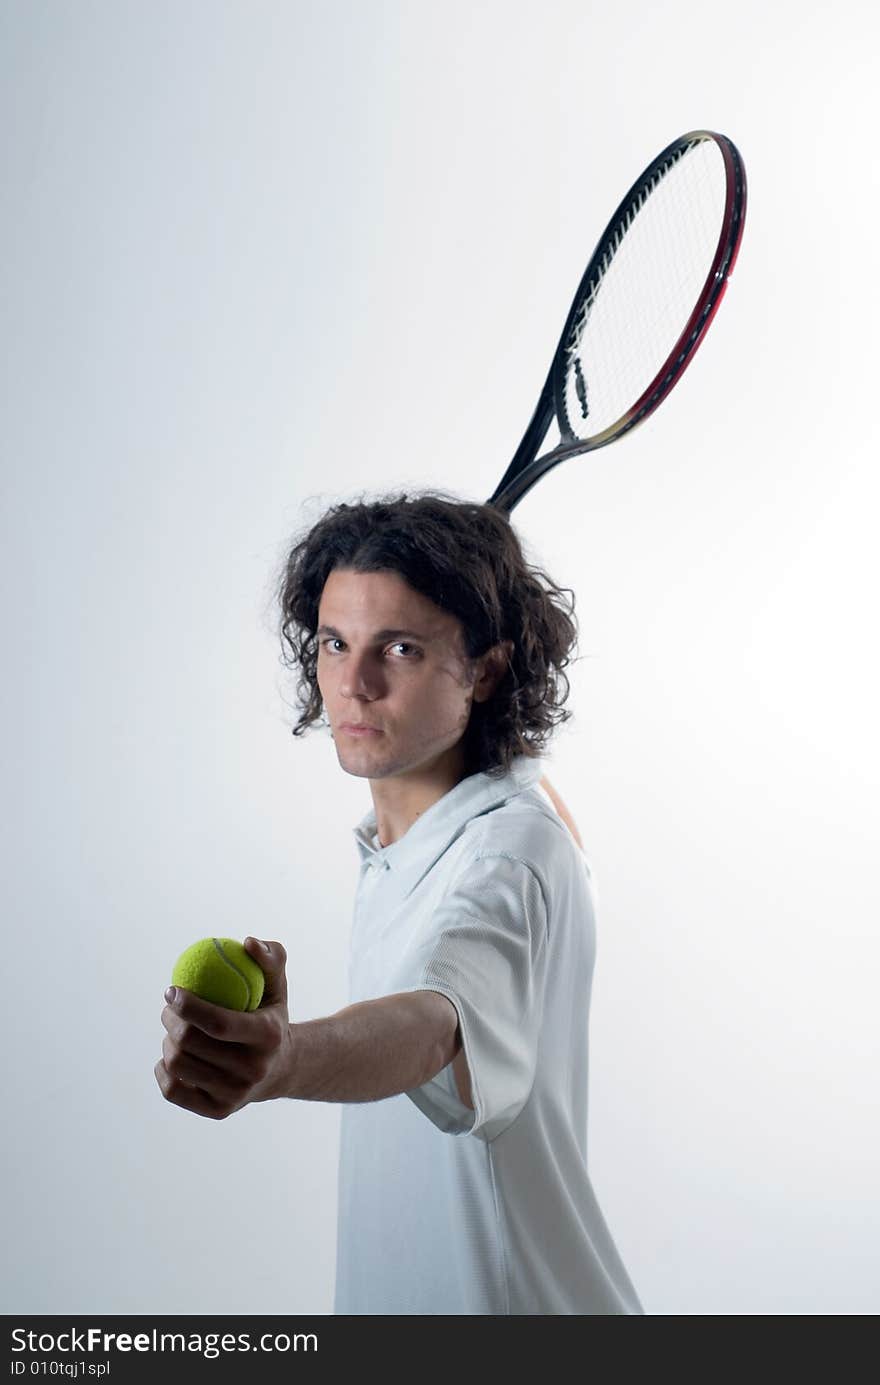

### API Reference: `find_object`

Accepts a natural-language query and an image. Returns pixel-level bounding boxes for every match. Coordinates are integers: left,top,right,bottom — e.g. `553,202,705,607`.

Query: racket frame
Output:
488,129,747,515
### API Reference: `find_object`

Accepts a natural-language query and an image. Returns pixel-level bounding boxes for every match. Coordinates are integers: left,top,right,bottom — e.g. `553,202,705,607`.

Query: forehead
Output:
317,568,460,641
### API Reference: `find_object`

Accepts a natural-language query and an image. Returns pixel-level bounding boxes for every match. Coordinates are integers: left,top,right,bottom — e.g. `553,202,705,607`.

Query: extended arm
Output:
156,958,469,1121
279,990,463,1104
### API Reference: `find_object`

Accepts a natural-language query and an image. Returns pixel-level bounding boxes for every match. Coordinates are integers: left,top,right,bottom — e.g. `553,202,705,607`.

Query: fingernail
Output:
165,986,177,1004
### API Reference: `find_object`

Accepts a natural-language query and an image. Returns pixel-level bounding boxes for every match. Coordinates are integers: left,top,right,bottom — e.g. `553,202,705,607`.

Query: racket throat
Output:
488,374,556,514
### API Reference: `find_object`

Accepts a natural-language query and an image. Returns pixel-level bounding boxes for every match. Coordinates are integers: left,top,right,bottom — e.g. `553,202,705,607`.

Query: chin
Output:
339,748,421,783
334,743,389,779
338,763,373,780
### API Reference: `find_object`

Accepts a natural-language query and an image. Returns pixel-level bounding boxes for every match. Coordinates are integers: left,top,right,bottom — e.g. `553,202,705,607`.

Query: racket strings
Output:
559,138,729,441
580,141,693,316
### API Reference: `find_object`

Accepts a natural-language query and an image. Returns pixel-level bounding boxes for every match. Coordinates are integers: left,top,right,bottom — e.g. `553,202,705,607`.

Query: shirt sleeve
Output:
403,850,550,1144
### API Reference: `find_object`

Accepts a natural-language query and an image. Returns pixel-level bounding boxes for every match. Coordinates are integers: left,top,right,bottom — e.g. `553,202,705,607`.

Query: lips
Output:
340,723,382,733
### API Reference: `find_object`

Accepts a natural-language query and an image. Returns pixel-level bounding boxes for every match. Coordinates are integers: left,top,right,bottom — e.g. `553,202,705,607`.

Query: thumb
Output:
243,937,289,1010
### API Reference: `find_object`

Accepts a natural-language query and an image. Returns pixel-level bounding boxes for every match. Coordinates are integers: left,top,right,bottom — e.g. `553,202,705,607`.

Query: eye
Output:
318,637,421,658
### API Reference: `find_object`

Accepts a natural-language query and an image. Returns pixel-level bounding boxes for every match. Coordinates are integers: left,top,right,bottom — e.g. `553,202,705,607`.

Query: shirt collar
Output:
351,754,545,899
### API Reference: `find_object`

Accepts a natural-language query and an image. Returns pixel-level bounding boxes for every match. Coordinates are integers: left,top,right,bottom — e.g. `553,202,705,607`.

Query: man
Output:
156,490,644,1315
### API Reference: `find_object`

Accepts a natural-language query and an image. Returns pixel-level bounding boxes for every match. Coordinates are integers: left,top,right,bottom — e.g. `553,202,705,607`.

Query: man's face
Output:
315,567,494,782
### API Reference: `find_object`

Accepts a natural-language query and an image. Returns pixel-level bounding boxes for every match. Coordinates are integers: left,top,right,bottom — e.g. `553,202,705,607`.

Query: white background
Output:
3,0,878,1316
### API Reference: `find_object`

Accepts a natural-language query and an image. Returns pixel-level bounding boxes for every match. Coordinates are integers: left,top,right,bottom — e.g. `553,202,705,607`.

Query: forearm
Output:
274,991,455,1104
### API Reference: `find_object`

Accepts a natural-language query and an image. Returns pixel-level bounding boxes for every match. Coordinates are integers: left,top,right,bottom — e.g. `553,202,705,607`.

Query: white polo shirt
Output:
333,753,644,1315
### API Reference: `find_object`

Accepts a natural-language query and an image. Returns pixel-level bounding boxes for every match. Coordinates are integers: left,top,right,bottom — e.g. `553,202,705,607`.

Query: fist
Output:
154,937,294,1120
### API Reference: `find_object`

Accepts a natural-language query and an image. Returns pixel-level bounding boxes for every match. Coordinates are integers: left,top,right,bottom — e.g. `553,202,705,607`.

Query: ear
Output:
472,639,514,704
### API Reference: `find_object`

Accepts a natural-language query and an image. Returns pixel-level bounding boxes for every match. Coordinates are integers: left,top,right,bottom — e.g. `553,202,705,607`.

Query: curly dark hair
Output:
273,488,579,779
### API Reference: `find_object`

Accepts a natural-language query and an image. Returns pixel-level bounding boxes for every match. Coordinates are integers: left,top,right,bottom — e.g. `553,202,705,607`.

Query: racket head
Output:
489,129,747,515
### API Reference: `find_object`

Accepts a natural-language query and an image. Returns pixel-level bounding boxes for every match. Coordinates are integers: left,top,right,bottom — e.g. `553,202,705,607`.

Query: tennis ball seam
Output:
213,937,256,1010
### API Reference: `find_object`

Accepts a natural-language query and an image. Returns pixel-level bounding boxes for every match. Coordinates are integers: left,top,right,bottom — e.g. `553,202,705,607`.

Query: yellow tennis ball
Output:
171,937,265,1012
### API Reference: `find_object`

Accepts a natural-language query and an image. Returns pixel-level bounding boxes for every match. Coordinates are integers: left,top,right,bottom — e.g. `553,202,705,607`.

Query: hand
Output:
154,937,295,1120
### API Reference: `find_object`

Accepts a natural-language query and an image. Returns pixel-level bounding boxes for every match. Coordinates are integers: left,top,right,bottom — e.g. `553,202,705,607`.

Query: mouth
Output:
339,723,383,735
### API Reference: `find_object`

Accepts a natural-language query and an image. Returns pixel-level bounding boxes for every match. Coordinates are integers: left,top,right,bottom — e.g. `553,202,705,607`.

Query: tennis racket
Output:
486,129,747,516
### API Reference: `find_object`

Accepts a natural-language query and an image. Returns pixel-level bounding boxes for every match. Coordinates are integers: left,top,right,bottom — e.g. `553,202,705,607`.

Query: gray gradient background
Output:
3,0,878,1316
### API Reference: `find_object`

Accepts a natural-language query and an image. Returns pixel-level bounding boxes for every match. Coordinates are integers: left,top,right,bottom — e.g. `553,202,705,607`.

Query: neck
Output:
370,744,474,847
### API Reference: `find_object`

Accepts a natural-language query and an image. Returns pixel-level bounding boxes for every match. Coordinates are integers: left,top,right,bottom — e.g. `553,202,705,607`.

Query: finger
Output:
161,1033,253,1094
243,937,289,1010
154,1058,229,1120
161,1031,220,1084
164,986,268,1042
160,1003,251,1061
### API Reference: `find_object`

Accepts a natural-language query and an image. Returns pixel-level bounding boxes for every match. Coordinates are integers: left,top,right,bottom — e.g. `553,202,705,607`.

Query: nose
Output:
338,648,383,701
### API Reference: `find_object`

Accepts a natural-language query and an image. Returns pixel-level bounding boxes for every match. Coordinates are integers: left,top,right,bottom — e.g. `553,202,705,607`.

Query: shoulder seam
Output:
472,849,551,942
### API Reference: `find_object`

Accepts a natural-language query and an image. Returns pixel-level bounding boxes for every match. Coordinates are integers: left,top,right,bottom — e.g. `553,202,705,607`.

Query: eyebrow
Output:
316,624,431,643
